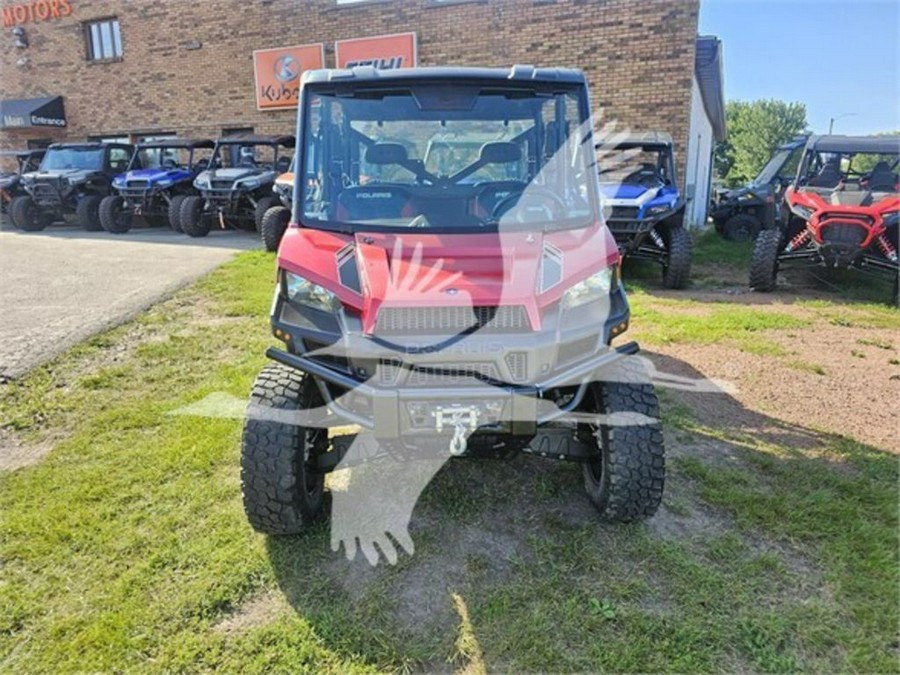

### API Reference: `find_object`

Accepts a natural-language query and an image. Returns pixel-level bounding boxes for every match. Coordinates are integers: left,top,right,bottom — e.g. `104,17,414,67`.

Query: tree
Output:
715,100,808,187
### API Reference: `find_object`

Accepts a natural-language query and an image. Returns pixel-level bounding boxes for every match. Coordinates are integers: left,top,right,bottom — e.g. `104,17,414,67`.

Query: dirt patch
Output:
0,428,56,472
212,590,289,637
644,320,900,453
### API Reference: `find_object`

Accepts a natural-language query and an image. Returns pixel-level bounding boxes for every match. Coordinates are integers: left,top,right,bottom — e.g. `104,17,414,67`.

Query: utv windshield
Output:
798,149,899,192
210,143,291,172
598,146,673,188
132,146,211,171
299,84,598,232
40,147,104,171
754,145,802,186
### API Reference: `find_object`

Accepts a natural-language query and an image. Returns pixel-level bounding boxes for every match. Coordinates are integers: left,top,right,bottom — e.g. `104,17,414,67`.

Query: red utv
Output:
750,135,899,303
240,65,666,537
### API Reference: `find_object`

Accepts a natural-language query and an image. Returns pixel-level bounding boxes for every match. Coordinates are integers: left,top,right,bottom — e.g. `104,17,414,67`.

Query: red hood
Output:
277,223,619,333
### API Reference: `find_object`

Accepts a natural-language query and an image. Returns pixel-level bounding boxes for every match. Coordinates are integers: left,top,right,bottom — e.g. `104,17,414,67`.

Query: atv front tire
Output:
581,358,665,521
10,196,52,232
662,225,692,289
260,205,290,252
99,195,133,234
254,196,278,232
241,364,327,534
749,228,782,292
77,195,103,231
723,213,761,242
179,196,210,238
167,195,186,233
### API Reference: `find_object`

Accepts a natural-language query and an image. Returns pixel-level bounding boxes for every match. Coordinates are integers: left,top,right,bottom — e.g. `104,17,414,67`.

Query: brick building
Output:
0,0,722,221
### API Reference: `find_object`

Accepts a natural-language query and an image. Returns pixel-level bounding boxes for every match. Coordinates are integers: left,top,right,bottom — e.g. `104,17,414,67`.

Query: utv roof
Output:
595,131,674,150
136,138,214,149
302,64,587,86
47,142,132,150
806,135,900,155
215,134,295,148
0,149,45,158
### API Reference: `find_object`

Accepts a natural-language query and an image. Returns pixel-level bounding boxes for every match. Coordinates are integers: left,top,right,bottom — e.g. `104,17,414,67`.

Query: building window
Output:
85,18,122,62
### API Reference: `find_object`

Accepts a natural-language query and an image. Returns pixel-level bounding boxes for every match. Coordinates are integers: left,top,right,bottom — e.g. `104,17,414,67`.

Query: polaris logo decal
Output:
356,192,393,199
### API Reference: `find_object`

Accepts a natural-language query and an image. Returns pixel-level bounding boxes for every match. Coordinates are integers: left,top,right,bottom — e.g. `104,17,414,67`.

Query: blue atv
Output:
596,133,692,289
99,138,214,234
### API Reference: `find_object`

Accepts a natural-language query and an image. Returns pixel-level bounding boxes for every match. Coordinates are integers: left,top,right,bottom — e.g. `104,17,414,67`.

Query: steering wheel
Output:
490,185,568,224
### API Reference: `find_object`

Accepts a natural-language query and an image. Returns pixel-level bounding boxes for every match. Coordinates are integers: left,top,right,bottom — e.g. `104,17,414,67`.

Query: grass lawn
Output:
1,236,898,673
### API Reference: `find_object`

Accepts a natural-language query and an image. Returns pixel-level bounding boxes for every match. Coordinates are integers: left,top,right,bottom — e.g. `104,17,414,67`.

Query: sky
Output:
699,0,900,135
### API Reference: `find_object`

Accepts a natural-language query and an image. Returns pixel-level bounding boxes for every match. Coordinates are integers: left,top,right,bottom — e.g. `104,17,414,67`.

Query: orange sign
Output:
253,43,324,111
2,0,72,27
335,32,417,70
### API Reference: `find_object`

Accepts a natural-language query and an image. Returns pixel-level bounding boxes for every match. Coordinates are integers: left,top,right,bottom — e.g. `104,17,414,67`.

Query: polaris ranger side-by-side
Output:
596,133,692,289
240,66,666,540
750,135,900,303
0,149,44,217
712,136,807,241
100,138,214,234
11,142,133,232
179,134,295,237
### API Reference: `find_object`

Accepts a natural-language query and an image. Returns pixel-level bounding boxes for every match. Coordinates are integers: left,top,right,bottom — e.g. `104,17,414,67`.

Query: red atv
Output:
240,66,665,537
750,135,899,303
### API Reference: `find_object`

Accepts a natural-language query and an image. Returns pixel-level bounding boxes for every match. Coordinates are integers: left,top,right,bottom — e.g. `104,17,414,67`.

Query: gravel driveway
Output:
0,223,260,379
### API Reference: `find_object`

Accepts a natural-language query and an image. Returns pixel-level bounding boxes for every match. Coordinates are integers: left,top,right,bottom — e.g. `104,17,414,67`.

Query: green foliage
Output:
716,100,808,186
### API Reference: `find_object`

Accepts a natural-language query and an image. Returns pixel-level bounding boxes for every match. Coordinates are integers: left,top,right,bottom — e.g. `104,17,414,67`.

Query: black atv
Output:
712,136,807,241
179,134,294,238
10,142,133,232
99,138,215,234
0,149,44,218
596,133,692,289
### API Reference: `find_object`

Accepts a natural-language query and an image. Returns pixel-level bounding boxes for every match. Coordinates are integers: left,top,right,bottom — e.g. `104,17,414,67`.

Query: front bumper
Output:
269,288,633,439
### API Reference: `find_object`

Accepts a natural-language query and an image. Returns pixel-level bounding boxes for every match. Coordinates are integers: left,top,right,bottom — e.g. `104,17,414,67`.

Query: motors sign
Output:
335,32,417,70
2,0,73,27
253,43,324,111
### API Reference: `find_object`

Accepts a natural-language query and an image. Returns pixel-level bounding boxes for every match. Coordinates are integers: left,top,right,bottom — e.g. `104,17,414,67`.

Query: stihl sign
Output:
2,0,73,27
335,33,417,70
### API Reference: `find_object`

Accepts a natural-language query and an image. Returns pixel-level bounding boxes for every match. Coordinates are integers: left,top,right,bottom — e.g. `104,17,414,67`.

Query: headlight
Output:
791,203,814,219
112,176,124,187
738,192,756,201
283,271,340,313
644,204,672,217
239,178,261,190
156,178,174,188
563,266,618,309
194,176,210,189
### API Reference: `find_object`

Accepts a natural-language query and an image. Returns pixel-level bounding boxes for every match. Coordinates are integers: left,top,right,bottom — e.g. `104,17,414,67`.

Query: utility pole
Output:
829,113,856,134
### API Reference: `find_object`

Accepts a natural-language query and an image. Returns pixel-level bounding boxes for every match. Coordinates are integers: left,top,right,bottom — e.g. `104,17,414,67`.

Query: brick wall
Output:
0,0,698,178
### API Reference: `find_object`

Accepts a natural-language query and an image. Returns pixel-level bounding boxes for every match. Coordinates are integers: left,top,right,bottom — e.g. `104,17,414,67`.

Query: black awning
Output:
0,96,66,129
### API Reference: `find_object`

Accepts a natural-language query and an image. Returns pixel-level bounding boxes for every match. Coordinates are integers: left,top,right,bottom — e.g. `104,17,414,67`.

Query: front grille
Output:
821,222,867,248
30,181,62,205
126,180,150,190
379,361,503,386
211,180,235,190
606,205,639,221
375,305,530,334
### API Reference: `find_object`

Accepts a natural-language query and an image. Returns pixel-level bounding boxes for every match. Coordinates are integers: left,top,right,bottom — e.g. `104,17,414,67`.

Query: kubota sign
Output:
2,0,72,26
253,43,324,111
335,32,417,70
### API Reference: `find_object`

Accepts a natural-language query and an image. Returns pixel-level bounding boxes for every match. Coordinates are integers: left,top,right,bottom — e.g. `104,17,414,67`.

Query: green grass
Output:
1,250,898,672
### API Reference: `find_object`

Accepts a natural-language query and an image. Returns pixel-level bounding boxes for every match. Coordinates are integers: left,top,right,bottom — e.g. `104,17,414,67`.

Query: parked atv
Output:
240,65,666,539
10,142,133,232
259,162,294,251
100,138,214,234
750,135,899,303
712,136,807,241
596,133,692,289
0,149,44,217
179,134,294,238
